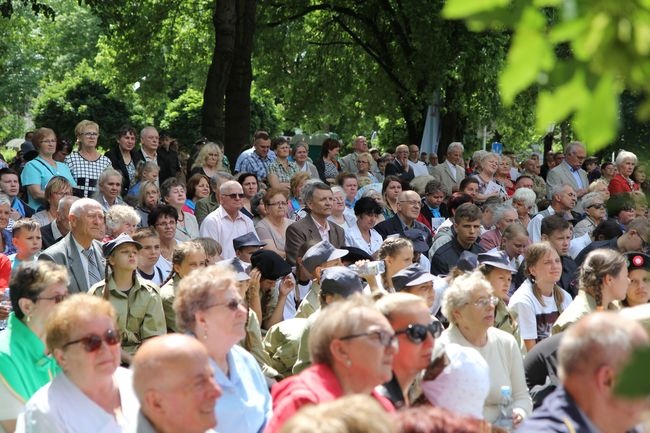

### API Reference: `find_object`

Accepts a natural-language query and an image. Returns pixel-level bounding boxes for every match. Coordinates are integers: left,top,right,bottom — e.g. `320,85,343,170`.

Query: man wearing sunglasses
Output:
199,180,256,259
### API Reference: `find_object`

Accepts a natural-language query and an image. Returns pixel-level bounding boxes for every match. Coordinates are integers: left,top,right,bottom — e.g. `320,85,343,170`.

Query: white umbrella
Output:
5,138,23,149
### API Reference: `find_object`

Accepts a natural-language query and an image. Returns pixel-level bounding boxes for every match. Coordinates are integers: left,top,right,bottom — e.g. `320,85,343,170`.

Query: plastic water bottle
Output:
0,289,10,331
494,385,513,432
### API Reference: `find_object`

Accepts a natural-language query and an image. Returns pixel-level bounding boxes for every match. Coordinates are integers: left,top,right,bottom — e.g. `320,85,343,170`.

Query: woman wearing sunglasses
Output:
174,264,271,433
266,293,397,433
19,294,139,432
376,293,441,408
440,271,532,427
0,261,69,433
573,192,607,239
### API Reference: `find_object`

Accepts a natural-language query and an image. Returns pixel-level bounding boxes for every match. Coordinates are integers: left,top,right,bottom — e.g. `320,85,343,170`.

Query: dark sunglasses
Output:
205,298,246,312
35,294,68,304
587,203,605,209
63,328,120,352
395,322,443,344
224,193,245,199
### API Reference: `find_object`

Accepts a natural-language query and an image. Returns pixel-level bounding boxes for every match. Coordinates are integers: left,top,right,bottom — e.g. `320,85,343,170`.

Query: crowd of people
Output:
0,121,649,433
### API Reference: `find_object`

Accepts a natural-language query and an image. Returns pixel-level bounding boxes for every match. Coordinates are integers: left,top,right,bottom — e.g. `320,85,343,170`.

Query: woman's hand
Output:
249,268,262,294
512,408,526,427
279,274,295,298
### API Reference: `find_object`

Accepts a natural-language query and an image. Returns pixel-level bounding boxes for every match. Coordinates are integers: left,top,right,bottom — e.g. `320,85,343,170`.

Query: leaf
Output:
615,346,650,397
573,12,611,60
499,7,555,105
536,69,588,130
633,17,650,55
573,73,620,149
549,19,588,44
442,0,511,19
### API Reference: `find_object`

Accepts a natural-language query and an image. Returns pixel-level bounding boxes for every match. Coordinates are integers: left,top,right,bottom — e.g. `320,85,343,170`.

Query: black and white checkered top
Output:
64,151,112,198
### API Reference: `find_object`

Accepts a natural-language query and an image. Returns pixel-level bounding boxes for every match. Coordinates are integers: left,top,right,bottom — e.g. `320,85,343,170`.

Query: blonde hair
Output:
192,142,226,171
441,271,492,325
45,294,117,352
376,292,427,322
578,249,627,308
105,204,140,234
524,242,566,309
74,120,99,146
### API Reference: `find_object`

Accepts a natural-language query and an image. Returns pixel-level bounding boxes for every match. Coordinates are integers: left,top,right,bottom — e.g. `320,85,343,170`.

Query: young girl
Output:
126,161,159,203
89,233,166,364
159,241,207,332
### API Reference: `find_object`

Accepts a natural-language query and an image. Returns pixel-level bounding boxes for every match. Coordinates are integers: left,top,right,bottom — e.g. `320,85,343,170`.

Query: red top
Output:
0,254,10,289
608,174,639,196
264,363,395,433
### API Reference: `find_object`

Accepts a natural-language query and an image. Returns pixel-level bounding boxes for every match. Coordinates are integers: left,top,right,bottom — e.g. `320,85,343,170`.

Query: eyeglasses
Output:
588,203,605,209
339,329,398,349
224,193,245,199
267,201,287,207
395,322,443,344
467,296,499,308
82,132,99,137
52,190,72,197
155,221,176,228
40,139,57,144
35,294,68,304
63,328,120,352
399,200,421,207
356,160,369,164
205,298,246,312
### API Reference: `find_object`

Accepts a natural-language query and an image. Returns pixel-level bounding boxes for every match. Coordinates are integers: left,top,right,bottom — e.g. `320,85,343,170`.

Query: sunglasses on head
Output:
63,329,120,352
395,321,443,344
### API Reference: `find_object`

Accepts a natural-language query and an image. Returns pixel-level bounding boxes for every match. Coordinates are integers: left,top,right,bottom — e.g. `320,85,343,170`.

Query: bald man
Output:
130,334,222,433
384,144,415,182
518,312,650,433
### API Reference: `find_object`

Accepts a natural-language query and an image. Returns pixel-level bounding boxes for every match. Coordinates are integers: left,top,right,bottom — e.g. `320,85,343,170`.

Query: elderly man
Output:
199,180,256,260
340,135,379,176
38,198,105,293
41,195,78,249
134,126,177,185
238,131,275,182
284,182,345,265
517,312,649,433
528,184,577,243
130,334,222,433
520,159,546,200
374,190,433,247
385,144,415,182
430,142,465,197
408,144,429,177
546,142,589,211
479,204,519,251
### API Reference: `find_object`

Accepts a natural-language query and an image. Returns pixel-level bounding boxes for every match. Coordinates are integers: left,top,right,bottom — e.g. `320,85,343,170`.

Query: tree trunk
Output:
224,0,256,164
438,110,463,160
201,0,236,143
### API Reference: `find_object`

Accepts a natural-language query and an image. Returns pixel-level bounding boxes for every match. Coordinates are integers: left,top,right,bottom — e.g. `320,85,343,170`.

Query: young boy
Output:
9,219,42,271
133,227,166,286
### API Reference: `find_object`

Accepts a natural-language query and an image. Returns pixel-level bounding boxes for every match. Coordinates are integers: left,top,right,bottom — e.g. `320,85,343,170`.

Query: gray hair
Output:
211,172,234,188
0,193,11,207
615,150,638,167
493,204,517,224
550,183,573,200
331,186,345,197
140,126,157,140
512,188,536,207
98,167,123,188
447,142,464,155
105,204,141,233
219,180,242,194
564,141,585,157
57,195,79,214
441,271,493,326
69,197,102,217
302,181,331,206
581,191,603,210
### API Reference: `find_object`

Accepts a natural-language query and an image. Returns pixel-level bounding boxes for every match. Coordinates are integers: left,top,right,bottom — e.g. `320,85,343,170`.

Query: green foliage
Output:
443,0,650,151
33,67,141,147
159,88,203,148
0,0,55,19
250,87,283,138
615,346,650,397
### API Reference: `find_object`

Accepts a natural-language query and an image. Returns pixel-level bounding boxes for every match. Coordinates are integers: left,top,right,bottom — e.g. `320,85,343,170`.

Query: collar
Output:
397,214,414,230
51,220,63,239
312,215,330,232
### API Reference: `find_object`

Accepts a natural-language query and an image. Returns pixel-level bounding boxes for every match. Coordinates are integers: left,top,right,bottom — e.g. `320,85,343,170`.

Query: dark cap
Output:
627,252,650,272
250,250,291,280
392,264,436,291
402,229,429,254
103,232,142,257
341,246,373,264
233,232,266,250
477,250,517,273
302,241,348,274
320,266,364,297
457,251,478,272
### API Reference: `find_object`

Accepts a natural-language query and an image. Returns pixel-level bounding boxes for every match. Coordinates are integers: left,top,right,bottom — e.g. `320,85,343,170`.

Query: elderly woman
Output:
266,295,396,433
288,172,311,220
495,155,515,196
471,152,507,204
94,167,125,211
511,187,536,228
552,249,627,333
255,188,292,258
90,233,166,362
238,172,259,219
0,261,68,432
588,178,611,202
573,191,607,239
345,197,383,255
315,138,341,185
268,137,298,195
609,150,639,196
174,265,272,433
64,120,112,198
508,242,572,350
31,176,73,226
19,294,139,432
134,180,160,228
382,175,403,220
104,204,140,241
329,186,356,230
190,142,229,178
104,126,138,196
376,293,440,408
291,142,319,179
183,173,211,215
356,152,379,187
20,127,77,211
439,271,532,425
0,194,15,255
160,178,199,241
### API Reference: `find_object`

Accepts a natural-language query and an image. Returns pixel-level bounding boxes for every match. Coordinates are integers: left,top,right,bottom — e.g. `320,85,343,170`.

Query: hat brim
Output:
481,260,517,273
328,248,349,262
404,272,436,287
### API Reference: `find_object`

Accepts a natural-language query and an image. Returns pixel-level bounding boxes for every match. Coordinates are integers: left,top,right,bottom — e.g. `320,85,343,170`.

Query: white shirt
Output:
409,160,430,177
283,278,311,321
199,207,256,259
527,206,556,243
345,224,383,255
446,160,458,181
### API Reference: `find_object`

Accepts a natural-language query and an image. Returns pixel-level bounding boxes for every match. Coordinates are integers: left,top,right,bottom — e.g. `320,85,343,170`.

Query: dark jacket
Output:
40,222,62,250
430,235,484,276
105,146,137,196
574,238,618,268
513,255,578,298
132,147,179,185
517,386,597,433
384,160,414,182
314,158,340,184
374,215,433,248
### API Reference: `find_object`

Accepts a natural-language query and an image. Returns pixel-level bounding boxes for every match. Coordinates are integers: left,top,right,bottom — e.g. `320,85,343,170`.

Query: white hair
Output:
69,198,102,217
447,142,464,154
615,150,638,167
512,188,536,207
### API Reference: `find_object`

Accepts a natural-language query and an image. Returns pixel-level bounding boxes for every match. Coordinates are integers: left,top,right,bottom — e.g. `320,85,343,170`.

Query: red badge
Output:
633,255,644,267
